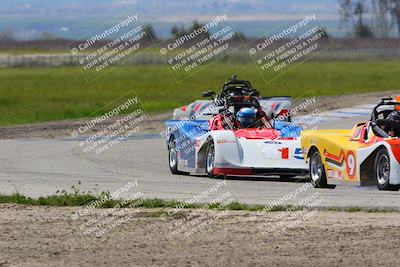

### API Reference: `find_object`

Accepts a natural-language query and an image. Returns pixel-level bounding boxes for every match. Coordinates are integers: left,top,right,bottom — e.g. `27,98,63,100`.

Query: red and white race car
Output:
166,93,307,179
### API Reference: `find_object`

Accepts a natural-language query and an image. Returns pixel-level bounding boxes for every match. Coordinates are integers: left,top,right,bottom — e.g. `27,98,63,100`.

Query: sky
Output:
0,0,343,40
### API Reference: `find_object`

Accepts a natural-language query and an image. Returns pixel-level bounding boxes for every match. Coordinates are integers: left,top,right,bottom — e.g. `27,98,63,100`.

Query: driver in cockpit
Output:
213,107,271,130
235,107,272,129
382,110,400,137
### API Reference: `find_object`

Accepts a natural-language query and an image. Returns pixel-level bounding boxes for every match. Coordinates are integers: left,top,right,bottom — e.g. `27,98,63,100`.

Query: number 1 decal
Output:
281,147,289,159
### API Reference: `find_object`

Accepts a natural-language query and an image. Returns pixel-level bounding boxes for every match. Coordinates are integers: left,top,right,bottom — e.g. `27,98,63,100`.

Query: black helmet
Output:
387,110,400,123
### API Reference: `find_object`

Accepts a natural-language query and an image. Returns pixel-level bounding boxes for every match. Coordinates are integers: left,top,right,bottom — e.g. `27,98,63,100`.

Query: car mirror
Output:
250,91,260,97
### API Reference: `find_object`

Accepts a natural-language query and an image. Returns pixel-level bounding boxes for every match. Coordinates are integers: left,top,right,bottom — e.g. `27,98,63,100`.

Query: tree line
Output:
3,3,400,42
0,21,243,42
340,0,400,38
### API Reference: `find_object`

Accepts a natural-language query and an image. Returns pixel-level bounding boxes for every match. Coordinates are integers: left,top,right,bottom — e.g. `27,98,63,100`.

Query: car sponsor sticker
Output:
216,139,236,144
327,169,344,180
294,148,304,160
263,141,282,145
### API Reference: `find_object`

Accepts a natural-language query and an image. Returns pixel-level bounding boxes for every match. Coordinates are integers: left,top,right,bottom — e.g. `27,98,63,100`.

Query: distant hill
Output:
0,0,341,40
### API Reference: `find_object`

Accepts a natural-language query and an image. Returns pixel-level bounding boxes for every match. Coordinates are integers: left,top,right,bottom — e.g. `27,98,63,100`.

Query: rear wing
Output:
261,96,292,100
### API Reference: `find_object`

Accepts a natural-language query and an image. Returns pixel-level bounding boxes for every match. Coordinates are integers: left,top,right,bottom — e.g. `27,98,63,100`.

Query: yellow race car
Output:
301,97,400,190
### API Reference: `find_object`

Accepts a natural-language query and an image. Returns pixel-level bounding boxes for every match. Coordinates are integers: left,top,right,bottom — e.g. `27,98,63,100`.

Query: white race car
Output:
166,93,307,179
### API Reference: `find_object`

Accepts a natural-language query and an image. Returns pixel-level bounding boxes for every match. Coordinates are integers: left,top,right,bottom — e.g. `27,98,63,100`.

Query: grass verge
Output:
1,61,400,125
0,191,398,213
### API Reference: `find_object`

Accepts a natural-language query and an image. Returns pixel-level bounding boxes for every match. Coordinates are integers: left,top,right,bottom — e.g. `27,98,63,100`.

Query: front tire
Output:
309,149,327,188
168,137,188,175
206,141,215,178
374,148,397,190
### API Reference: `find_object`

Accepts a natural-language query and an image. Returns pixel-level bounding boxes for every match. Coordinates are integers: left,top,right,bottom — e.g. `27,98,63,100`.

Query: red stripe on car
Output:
194,103,202,112
213,168,252,176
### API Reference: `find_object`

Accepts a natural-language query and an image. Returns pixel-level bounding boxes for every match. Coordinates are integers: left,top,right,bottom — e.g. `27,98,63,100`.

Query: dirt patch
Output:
0,113,169,140
1,204,400,266
0,90,398,139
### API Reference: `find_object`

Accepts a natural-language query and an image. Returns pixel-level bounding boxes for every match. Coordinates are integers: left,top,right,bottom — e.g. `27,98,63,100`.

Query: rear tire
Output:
309,149,327,188
168,137,188,175
374,148,398,191
206,141,216,178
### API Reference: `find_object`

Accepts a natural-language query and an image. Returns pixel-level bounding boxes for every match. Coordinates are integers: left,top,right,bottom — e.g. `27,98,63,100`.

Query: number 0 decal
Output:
346,151,356,180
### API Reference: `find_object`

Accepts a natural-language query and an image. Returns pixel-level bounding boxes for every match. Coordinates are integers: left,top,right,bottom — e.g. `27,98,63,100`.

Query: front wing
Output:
193,130,308,176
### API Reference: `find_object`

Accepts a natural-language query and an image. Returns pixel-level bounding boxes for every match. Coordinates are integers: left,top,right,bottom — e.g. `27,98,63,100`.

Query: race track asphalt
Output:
1,114,400,209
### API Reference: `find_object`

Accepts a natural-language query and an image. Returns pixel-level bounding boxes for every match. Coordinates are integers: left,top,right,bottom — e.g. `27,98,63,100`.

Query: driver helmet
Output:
387,110,400,123
386,110,400,137
236,107,257,128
